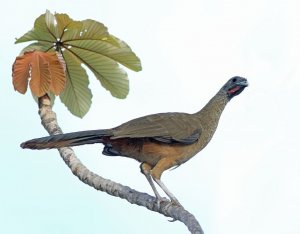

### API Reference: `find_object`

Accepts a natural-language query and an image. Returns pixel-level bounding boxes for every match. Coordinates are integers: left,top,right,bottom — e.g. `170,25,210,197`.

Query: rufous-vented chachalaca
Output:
21,76,248,206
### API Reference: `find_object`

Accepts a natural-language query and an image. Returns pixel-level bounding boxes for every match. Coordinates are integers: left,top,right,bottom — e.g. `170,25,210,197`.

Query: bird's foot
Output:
167,199,183,222
155,197,183,210
170,198,183,207
155,197,169,209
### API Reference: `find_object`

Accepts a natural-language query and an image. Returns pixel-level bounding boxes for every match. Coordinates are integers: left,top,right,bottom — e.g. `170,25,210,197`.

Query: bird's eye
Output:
232,78,237,83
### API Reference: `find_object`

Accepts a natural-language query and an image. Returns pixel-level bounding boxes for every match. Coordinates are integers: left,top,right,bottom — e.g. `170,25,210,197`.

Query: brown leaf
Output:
48,52,66,95
12,51,66,97
30,51,51,97
12,52,32,94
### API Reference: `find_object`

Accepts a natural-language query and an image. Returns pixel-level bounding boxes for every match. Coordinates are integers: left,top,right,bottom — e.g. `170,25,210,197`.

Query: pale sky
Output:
1,0,300,234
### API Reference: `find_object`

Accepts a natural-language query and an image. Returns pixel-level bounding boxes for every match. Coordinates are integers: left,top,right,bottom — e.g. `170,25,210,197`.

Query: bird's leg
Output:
140,163,165,206
150,158,182,207
152,177,181,206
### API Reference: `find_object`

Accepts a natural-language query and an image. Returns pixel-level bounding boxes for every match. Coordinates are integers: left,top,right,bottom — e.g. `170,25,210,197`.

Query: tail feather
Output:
20,129,113,149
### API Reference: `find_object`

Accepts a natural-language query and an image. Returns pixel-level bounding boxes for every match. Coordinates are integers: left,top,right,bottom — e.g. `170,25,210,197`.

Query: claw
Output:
167,200,183,222
168,218,177,222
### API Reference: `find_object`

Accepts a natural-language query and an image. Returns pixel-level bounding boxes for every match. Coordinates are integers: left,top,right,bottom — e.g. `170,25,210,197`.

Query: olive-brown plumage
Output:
21,76,248,205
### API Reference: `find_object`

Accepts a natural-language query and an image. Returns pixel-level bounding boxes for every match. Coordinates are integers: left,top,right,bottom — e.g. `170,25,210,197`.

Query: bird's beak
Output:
237,80,249,87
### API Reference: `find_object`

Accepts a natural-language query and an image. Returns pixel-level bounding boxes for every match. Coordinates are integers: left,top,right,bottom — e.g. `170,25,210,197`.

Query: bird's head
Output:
222,76,248,100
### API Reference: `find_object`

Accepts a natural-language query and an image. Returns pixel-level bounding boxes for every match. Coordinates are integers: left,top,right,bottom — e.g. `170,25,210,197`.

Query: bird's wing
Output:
111,113,201,144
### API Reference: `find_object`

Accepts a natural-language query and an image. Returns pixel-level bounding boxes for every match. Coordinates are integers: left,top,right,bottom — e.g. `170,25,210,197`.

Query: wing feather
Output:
111,112,201,144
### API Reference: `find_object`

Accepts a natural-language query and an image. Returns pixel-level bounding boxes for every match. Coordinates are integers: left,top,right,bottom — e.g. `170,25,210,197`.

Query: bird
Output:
21,76,248,206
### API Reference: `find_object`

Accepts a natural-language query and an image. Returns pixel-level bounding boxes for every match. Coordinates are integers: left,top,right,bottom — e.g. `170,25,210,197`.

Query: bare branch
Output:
37,94,204,234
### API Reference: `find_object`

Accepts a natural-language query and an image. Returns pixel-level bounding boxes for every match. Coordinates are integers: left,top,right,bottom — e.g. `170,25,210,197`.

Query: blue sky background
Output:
1,0,300,233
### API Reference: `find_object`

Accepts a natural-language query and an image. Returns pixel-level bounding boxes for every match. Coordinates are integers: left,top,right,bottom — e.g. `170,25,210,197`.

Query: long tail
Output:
20,129,113,149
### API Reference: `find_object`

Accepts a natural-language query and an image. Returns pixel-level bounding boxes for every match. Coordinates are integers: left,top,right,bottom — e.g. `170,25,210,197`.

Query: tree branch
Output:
37,94,204,234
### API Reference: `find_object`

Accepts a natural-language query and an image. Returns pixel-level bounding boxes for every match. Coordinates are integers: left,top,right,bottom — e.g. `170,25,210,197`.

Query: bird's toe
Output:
155,197,169,209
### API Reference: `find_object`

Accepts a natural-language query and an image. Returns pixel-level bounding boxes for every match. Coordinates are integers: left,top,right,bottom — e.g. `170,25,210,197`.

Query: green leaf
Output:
66,36,142,72
68,46,129,98
20,42,54,54
45,10,59,38
61,19,109,42
60,50,92,118
15,11,56,44
54,13,74,38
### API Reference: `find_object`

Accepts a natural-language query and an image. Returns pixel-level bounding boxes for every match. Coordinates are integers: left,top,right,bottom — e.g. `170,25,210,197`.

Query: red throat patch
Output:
228,86,240,94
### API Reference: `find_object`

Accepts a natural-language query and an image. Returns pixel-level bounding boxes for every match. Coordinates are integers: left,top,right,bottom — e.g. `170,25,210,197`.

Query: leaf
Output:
29,52,52,97
15,12,56,44
61,19,109,42
15,10,142,117
107,36,142,71
60,50,92,118
20,41,54,55
45,10,59,38
55,13,74,38
12,51,66,97
12,53,31,94
66,36,142,72
69,46,129,98
48,53,66,95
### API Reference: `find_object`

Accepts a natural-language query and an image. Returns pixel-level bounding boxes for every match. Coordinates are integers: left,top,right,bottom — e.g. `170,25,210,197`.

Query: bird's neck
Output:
195,91,229,121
